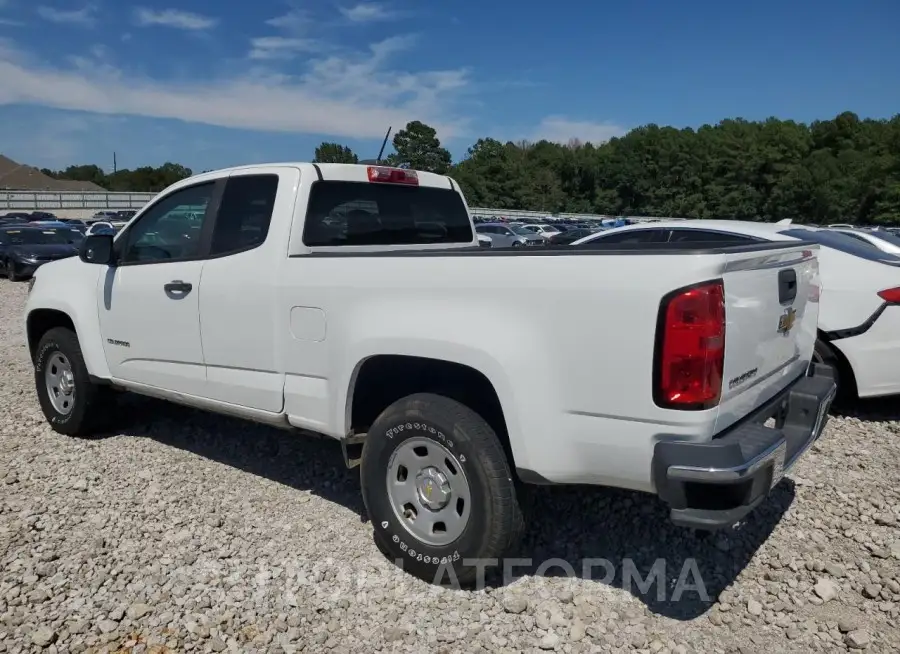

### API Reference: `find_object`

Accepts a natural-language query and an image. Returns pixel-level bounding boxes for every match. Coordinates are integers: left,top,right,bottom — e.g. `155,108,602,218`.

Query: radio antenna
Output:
376,126,392,163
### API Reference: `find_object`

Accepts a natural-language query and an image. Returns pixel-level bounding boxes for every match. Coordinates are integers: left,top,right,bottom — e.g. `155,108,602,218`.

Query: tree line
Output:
42,111,900,224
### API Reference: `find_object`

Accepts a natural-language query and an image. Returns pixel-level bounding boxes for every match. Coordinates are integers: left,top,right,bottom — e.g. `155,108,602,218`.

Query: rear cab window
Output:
302,181,473,247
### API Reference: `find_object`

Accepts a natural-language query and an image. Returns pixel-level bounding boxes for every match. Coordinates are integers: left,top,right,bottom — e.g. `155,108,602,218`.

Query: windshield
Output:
1,229,71,245
780,228,900,264
510,225,533,236
542,225,560,232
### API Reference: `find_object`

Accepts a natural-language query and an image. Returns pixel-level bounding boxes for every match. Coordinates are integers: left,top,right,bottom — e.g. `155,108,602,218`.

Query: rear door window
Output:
303,181,473,246
210,174,278,256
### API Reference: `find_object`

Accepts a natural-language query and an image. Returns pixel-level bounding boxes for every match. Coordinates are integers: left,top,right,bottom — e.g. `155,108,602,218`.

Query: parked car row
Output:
473,220,610,248
571,220,900,404
0,217,133,281
1,209,136,230
0,224,81,281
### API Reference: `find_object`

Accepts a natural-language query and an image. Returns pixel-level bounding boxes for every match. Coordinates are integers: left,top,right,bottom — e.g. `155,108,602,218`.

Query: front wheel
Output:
360,393,525,586
34,327,114,436
6,261,19,281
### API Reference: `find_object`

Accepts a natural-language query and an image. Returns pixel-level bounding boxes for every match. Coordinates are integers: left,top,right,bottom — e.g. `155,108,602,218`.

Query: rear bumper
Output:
652,363,837,530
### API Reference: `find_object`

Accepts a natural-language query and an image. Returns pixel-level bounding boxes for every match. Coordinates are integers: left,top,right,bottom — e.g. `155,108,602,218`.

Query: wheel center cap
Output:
416,467,451,511
59,371,74,396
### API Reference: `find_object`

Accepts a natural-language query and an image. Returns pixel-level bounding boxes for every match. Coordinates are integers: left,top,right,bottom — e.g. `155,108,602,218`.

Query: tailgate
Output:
714,244,820,433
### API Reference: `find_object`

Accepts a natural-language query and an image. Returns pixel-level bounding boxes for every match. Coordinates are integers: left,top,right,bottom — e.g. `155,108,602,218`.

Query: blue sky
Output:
0,0,898,173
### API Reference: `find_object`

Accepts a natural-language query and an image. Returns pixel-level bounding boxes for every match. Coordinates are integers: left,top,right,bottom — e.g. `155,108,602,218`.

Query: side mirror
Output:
80,234,116,265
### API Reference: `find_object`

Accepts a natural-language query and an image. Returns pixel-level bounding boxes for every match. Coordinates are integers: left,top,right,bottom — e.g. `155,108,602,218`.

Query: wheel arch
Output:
346,354,519,471
816,329,858,400
27,309,78,363
25,302,111,380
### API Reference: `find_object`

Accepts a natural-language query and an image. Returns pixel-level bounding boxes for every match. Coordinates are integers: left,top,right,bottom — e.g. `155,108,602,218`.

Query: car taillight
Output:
877,287,900,305
654,280,726,410
367,166,419,185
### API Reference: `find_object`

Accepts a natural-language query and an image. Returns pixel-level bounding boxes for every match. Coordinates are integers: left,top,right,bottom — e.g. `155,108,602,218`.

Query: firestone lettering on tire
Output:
386,421,454,450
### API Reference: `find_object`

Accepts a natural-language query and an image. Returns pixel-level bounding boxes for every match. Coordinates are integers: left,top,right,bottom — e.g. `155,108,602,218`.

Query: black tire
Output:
511,241,522,248
812,338,854,405
6,261,19,282
34,327,114,437
360,393,525,587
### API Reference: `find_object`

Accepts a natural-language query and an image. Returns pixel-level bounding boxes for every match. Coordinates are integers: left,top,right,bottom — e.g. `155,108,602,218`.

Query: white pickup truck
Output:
24,163,837,584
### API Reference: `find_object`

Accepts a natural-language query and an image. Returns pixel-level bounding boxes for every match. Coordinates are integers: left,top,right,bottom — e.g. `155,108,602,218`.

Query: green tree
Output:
33,110,900,225
387,121,452,174
313,143,359,164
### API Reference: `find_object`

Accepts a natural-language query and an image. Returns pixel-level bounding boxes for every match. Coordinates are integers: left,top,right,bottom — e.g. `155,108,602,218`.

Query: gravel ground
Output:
1,280,899,654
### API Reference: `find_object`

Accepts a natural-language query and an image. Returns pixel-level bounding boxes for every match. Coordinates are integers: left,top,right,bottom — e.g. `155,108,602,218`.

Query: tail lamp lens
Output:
877,287,900,304
654,281,726,410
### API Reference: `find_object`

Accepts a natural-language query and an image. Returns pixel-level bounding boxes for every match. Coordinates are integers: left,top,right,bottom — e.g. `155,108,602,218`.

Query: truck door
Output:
97,180,218,396
196,167,294,413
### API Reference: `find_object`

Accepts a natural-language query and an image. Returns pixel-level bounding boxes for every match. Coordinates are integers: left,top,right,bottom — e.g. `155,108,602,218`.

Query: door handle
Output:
163,280,193,296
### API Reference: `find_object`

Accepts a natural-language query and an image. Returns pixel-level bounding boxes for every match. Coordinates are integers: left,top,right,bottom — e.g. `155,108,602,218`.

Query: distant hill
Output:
0,154,108,192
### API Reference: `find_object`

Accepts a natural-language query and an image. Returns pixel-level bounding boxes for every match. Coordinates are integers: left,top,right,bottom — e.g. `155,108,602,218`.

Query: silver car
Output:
475,222,545,248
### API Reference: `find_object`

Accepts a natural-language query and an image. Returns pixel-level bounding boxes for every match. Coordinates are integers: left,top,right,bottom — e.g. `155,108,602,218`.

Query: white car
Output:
574,220,900,401
522,223,561,240
25,165,834,584
84,221,115,236
827,228,900,256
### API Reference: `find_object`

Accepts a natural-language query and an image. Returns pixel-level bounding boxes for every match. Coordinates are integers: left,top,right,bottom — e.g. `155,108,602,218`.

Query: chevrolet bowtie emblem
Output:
777,307,797,336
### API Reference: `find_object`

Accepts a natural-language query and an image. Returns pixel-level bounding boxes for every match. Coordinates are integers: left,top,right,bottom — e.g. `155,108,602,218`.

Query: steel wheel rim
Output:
386,436,472,547
45,352,76,415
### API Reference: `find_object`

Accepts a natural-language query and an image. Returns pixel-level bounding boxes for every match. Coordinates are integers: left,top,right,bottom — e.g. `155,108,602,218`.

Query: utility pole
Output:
113,152,117,174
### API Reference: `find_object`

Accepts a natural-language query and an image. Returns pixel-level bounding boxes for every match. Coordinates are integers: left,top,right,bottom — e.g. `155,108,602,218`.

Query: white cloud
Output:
265,8,309,32
0,37,470,140
248,36,318,61
36,3,97,27
134,8,217,31
531,116,626,145
0,18,24,26
340,3,396,22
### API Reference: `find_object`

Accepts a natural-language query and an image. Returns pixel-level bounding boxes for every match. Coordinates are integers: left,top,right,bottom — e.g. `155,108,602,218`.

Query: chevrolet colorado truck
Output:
24,163,837,584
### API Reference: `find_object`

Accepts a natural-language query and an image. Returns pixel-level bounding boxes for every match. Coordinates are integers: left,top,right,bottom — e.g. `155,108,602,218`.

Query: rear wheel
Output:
34,327,114,436
360,393,525,586
6,262,19,281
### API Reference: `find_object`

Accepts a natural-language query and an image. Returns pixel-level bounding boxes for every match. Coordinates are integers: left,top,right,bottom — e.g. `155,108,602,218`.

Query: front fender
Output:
25,259,110,379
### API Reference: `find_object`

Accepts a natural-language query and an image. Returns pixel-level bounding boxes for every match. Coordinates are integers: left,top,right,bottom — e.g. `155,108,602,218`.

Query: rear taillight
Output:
877,287,900,305
654,280,726,410
367,166,419,185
